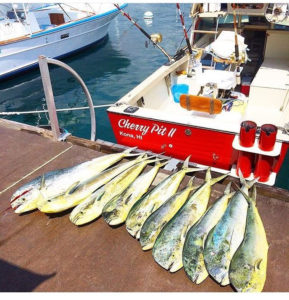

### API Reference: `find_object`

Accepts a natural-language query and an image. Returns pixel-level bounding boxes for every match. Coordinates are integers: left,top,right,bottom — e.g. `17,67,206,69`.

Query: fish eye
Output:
48,199,51,202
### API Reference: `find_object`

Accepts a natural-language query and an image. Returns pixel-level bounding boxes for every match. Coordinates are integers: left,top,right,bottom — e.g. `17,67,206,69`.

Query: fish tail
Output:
224,182,232,194
205,167,211,181
156,160,169,168
182,155,191,168
239,170,258,190
209,173,229,186
185,167,203,174
235,184,257,205
123,146,138,156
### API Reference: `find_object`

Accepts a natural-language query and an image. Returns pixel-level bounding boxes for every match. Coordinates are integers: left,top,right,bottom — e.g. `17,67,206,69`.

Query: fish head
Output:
11,188,43,214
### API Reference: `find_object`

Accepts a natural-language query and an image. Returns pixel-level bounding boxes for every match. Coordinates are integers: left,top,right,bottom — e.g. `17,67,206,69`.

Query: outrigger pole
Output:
176,3,194,77
114,4,174,63
232,3,241,84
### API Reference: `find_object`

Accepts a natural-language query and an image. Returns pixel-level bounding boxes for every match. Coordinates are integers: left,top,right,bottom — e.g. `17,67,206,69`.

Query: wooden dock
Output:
0,118,288,292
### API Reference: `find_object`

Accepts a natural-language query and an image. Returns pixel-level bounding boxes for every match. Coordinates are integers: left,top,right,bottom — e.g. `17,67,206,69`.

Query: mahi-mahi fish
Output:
203,174,257,286
140,177,199,251
102,161,167,226
37,154,148,213
229,186,268,292
183,182,234,284
152,168,228,273
69,157,163,225
125,156,202,239
10,147,140,213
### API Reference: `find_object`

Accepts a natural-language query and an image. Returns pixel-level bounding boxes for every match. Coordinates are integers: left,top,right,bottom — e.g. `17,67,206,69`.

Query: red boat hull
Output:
108,112,289,175
108,112,239,170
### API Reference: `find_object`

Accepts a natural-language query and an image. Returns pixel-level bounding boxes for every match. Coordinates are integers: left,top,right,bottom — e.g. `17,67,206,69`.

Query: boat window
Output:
7,10,25,20
49,13,65,25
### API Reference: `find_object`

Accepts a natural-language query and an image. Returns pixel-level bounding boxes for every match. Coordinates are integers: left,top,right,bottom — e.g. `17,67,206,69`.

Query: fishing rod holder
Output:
38,55,96,142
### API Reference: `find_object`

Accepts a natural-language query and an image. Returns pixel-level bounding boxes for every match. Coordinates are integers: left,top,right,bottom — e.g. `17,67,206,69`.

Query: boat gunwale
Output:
0,3,127,46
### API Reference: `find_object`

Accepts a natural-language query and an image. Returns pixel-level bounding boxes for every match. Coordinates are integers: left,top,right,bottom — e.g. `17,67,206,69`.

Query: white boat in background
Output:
0,2,127,80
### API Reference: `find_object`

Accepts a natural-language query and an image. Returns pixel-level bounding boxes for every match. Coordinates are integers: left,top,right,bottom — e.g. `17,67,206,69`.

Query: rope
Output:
0,104,112,116
0,145,73,195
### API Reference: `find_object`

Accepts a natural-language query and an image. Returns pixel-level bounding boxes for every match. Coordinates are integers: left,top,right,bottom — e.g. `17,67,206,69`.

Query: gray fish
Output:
102,161,167,226
229,186,268,292
183,182,234,284
152,169,228,273
126,156,202,239
140,178,198,251
204,175,257,286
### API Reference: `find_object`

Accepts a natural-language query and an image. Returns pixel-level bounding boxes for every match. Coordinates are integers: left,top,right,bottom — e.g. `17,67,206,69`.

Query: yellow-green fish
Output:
37,154,147,213
183,182,234,284
102,161,167,226
11,147,139,214
140,178,199,251
229,186,268,292
152,169,227,273
126,157,202,239
203,175,257,286
69,158,162,225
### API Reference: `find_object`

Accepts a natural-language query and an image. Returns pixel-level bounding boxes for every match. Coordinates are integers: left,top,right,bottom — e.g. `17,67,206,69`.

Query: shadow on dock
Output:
0,259,55,292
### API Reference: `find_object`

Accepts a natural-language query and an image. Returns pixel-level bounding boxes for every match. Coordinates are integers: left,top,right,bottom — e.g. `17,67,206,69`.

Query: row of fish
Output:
10,148,268,292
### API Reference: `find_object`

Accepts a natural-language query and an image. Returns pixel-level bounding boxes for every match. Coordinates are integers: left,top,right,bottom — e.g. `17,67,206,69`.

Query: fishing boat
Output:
0,2,126,80
108,3,289,186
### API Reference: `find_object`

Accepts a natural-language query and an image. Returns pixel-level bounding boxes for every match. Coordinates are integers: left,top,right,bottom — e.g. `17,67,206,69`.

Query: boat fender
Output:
179,94,222,114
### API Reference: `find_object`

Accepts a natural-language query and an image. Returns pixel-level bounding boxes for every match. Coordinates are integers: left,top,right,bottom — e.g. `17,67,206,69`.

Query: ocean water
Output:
0,3,190,141
0,3,288,189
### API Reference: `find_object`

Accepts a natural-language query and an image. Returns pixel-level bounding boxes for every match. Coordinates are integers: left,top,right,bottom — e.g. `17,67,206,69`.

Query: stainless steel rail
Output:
38,55,96,141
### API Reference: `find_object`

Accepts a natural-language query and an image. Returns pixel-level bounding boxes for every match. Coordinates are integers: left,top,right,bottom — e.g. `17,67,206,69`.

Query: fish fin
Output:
205,167,211,181
124,193,133,205
149,203,156,214
254,258,263,270
210,173,229,186
251,185,257,205
40,175,46,189
224,182,232,194
182,224,190,239
66,181,81,195
182,156,191,168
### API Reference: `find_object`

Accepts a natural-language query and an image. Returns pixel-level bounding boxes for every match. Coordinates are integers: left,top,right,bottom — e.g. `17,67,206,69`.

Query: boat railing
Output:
38,55,96,142
0,56,112,141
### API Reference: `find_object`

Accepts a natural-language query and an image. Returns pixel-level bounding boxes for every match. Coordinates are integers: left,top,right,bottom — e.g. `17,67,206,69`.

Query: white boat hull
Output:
0,8,120,79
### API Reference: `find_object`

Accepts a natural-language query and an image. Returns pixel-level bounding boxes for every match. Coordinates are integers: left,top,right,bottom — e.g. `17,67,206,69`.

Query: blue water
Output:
0,3,190,142
0,3,288,189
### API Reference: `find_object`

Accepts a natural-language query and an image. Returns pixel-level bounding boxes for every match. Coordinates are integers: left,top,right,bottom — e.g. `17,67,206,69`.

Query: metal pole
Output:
38,55,61,140
38,56,96,141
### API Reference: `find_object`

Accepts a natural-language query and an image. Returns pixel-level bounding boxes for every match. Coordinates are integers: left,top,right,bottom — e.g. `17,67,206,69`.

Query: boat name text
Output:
118,119,176,137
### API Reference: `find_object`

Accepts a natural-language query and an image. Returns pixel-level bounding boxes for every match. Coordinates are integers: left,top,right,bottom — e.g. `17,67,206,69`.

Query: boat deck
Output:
0,119,289,292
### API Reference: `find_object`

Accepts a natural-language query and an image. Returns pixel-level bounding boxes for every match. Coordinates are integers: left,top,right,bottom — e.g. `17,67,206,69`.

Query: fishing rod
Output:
114,4,174,63
232,3,241,85
176,3,193,55
176,3,194,77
